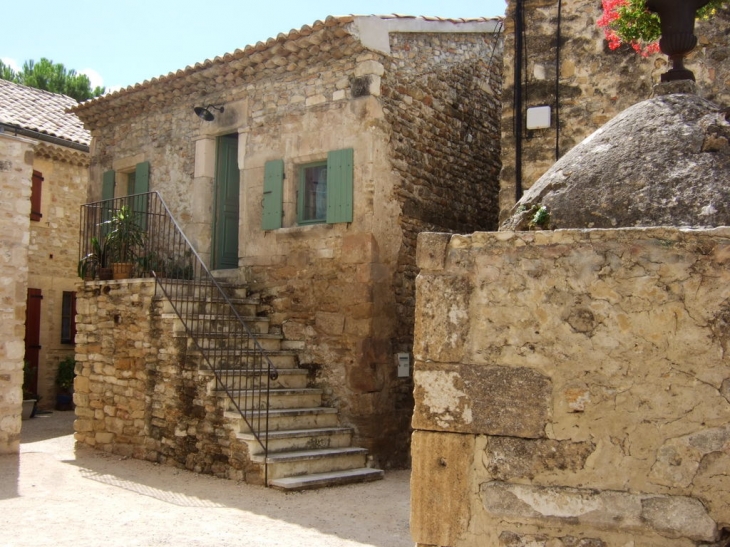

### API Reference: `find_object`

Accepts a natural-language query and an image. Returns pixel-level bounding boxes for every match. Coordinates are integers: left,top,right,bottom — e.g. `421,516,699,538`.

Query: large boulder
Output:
501,92,730,230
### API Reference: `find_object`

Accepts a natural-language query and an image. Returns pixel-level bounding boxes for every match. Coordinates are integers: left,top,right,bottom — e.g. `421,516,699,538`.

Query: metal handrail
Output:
79,191,277,480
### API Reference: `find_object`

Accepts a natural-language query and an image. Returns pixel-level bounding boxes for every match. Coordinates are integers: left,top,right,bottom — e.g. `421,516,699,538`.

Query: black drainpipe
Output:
514,0,525,201
555,0,563,161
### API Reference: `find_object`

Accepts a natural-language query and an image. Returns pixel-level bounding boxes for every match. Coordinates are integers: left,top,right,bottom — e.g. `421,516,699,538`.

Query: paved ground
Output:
0,412,412,547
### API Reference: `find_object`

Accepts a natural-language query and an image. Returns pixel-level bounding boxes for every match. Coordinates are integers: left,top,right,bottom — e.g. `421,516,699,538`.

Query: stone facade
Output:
0,133,33,454
500,0,730,220
73,16,503,467
28,151,89,408
73,279,259,481
412,228,730,546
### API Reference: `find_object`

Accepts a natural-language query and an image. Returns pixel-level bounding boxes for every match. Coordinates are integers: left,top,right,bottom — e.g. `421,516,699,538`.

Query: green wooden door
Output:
213,134,240,270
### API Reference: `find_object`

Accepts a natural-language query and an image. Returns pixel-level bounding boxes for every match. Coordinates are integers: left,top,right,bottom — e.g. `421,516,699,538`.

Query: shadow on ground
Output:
10,411,411,547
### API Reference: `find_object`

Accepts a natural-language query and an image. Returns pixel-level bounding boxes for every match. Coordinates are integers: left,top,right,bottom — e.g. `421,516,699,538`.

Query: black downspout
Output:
514,0,525,201
555,0,563,161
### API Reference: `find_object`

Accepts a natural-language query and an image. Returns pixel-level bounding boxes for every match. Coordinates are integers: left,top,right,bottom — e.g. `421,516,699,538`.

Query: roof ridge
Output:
72,13,502,115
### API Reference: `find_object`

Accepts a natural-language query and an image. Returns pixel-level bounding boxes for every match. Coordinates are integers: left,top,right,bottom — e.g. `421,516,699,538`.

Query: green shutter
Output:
262,159,284,230
101,170,115,236
133,161,150,230
102,170,115,202
326,148,353,224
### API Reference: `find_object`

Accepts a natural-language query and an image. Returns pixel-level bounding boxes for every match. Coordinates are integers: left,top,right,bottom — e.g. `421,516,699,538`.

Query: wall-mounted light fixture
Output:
193,104,224,122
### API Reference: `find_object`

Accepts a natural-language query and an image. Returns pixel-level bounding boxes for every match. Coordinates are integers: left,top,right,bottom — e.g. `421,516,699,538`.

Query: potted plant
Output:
55,356,76,411
598,0,726,56
22,361,38,420
106,205,147,280
78,235,113,280
137,250,166,278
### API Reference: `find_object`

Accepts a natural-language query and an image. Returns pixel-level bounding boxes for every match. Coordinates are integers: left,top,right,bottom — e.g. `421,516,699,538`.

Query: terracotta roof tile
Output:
73,14,500,115
0,79,91,146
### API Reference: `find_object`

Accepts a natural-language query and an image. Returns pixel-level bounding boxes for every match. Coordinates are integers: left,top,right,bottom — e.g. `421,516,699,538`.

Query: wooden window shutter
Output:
102,170,115,202
326,148,354,224
61,291,77,344
133,161,150,229
262,159,284,230
101,170,116,235
30,170,43,221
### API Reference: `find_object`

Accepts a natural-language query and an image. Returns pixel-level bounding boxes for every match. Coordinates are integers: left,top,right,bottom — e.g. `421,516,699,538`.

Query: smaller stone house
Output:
70,14,503,479
0,80,90,409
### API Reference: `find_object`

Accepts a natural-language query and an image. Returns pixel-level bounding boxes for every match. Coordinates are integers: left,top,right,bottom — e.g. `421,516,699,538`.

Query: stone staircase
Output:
159,276,384,491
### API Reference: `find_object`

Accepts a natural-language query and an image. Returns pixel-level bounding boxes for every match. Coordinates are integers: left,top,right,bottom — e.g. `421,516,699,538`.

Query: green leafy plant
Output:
78,235,111,279
106,206,146,264
55,356,76,393
597,0,727,56
0,57,104,102
528,204,551,230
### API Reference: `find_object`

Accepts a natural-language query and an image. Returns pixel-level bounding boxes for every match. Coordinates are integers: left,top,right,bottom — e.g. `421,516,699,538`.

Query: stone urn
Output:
646,0,710,81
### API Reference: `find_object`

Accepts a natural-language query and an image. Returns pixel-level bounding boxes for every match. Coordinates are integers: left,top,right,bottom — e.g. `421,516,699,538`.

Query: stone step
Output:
220,387,323,410
156,279,249,300
162,313,270,335
191,350,298,370
158,296,259,316
268,468,385,491
175,331,283,351
209,367,308,389
238,426,353,455
251,447,369,480
226,407,339,432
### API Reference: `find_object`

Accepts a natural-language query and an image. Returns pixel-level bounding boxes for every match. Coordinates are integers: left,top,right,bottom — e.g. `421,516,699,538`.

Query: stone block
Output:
411,431,475,547
413,274,471,364
315,312,345,335
415,232,451,271
484,437,595,481
413,363,551,438
481,482,717,542
341,233,377,264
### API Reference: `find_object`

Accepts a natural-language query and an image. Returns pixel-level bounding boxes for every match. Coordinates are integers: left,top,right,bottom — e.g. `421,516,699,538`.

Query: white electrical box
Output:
397,353,411,378
526,105,552,130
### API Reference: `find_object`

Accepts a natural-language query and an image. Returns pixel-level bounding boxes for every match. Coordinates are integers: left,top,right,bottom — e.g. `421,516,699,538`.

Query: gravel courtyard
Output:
0,412,412,547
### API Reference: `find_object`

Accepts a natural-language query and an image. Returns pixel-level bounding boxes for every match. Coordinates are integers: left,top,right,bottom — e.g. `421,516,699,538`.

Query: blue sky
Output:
1,0,506,93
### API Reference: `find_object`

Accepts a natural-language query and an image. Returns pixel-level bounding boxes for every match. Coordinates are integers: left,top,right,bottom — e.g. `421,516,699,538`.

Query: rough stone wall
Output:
28,154,88,408
379,32,503,459
500,0,730,220
74,280,258,481
412,228,730,546
0,133,33,454
382,31,503,343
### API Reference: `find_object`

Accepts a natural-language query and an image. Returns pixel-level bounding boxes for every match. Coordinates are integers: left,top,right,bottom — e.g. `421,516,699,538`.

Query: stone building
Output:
499,0,730,220
0,80,90,432
410,48,730,547
70,15,503,481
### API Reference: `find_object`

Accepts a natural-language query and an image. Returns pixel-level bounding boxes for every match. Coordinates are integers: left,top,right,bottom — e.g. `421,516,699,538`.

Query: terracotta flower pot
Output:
112,262,134,280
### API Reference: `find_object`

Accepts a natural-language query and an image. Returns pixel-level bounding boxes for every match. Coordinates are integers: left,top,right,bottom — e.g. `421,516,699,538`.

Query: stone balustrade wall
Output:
73,280,259,482
412,227,730,546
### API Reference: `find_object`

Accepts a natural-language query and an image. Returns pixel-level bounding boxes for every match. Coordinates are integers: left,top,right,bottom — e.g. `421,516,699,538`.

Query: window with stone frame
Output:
261,148,354,230
298,161,328,224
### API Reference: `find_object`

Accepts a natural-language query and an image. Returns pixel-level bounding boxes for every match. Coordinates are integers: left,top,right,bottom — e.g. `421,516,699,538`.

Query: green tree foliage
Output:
0,57,104,102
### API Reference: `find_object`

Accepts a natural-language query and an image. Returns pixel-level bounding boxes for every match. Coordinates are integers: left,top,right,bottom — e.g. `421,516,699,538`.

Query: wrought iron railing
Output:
79,191,277,477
